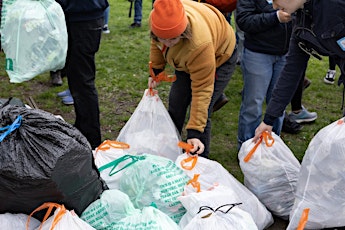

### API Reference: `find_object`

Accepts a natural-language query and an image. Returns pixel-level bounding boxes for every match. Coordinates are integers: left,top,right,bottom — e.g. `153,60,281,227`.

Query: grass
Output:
0,0,344,181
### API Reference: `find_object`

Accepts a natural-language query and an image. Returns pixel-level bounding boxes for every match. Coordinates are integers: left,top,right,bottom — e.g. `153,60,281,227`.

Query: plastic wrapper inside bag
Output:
0,0,67,83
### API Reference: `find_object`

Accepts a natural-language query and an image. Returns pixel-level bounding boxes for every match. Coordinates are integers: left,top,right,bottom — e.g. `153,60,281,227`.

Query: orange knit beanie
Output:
150,0,188,39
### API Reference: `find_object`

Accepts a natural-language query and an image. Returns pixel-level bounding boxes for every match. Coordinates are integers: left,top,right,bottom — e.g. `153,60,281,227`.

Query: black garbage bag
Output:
0,105,106,216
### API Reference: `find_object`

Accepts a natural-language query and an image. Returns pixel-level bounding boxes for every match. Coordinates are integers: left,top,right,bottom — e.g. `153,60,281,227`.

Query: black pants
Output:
65,18,103,149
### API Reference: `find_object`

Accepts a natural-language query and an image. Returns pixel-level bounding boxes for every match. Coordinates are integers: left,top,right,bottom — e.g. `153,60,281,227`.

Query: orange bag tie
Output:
149,61,176,83
96,140,130,153
187,174,201,193
244,131,274,162
297,208,310,230
178,141,198,170
27,202,67,230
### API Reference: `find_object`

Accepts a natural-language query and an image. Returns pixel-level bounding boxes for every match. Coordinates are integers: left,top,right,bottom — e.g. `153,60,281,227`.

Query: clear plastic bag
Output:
287,118,345,229
0,0,67,82
238,132,300,219
117,89,181,161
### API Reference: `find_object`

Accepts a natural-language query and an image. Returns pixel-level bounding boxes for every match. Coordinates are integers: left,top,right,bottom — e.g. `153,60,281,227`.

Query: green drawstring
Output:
98,154,146,176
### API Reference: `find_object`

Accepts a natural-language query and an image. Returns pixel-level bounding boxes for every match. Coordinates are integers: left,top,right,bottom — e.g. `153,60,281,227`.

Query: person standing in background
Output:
55,0,109,149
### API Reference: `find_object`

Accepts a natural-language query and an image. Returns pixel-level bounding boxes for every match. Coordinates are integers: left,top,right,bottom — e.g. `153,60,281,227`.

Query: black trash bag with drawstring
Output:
0,104,107,216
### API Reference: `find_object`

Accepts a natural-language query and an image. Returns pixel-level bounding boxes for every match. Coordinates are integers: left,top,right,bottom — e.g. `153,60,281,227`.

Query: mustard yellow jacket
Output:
150,0,236,133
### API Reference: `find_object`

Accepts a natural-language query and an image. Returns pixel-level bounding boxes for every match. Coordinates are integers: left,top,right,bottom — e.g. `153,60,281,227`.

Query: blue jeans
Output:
238,48,285,148
134,0,142,24
104,6,110,25
168,49,238,158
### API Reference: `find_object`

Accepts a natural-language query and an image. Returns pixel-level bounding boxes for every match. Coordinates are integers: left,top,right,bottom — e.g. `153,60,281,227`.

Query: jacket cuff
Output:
263,113,277,126
187,129,203,140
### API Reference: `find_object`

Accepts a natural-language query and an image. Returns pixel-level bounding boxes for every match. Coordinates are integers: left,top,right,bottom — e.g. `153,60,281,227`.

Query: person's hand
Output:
277,10,291,23
253,122,273,143
148,77,159,89
187,138,205,155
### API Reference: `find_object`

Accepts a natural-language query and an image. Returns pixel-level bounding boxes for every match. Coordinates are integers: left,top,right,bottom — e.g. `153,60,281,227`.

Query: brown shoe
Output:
213,93,229,112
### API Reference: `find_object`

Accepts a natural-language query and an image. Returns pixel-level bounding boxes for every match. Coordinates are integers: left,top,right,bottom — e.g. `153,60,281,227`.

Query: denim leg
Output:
134,0,142,24
238,48,285,148
66,18,103,149
103,6,110,25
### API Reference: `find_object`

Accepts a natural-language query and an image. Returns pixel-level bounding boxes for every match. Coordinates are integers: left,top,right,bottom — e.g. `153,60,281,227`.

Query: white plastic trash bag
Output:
28,203,95,230
175,154,273,230
94,140,131,190
183,204,258,230
0,213,40,230
0,0,67,83
178,184,257,230
287,118,345,230
117,89,181,161
238,132,300,219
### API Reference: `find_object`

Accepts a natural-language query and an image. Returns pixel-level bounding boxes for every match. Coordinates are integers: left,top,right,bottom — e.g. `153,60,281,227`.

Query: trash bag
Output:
0,105,106,217
81,190,180,230
0,0,67,83
176,153,273,230
183,204,257,230
117,89,181,161
105,153,189,223
0,213,40,230
238,132,300,219
287,118,345,230
28,203,95,230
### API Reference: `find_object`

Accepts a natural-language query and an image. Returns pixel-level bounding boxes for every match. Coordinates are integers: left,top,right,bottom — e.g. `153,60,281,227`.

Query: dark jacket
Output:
236,0,292,55
55,0,109,22
264,0,345,125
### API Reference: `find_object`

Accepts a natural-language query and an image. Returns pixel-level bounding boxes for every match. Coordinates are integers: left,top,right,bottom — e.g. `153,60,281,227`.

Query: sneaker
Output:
324,70,336,84
213,93,229,112
102,24,110,34
57,89,71,98
129,22,141,28
288,106,317,123
282,112,303,134
62,95,74,105
50,71,63,86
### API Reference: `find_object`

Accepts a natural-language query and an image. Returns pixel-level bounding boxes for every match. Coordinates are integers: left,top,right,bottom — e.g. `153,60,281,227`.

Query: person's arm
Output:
254,34,310,142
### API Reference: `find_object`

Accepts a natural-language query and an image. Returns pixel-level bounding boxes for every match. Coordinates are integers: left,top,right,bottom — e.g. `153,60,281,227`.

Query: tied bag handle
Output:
243,131,274,162
0,115,22,142
95,140,130,155
197,203,243,218
98,154,146,176
26,202,67,230
187,174,201,193
178,141,198,170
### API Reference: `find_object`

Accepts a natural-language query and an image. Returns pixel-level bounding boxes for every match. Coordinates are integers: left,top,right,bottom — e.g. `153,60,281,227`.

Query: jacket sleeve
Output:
236,0,280,33
149,40,167,70
264,34,310,125
186,43,215,136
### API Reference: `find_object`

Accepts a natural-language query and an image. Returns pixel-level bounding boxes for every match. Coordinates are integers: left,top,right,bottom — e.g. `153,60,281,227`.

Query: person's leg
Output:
131,0,142,27
266,55,287,135
324,56,337,84
102,6,110,33
66,18,103,149
238,48,282,148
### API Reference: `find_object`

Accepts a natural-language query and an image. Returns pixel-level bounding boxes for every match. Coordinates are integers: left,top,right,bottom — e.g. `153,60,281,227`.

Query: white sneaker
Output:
323,69,336,84
102,24,110,34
